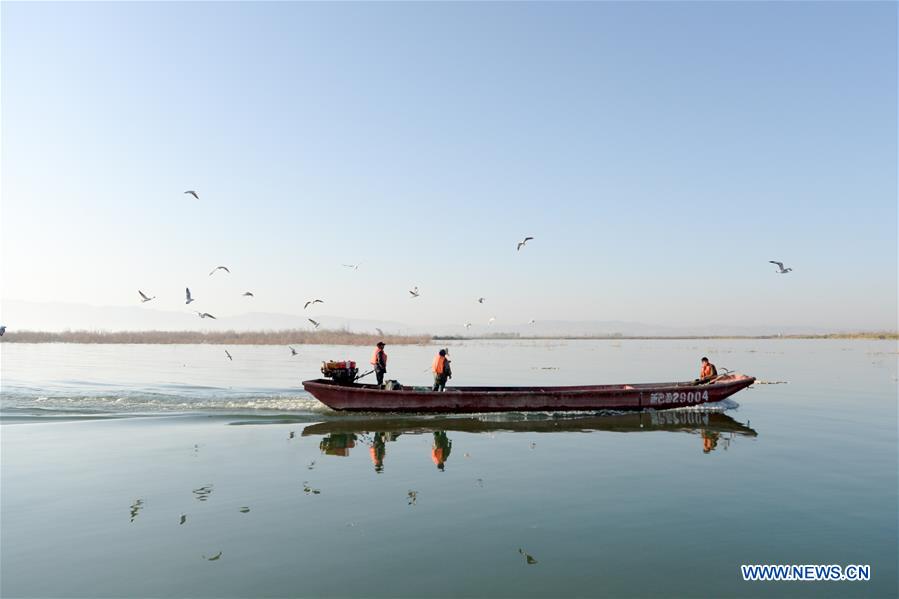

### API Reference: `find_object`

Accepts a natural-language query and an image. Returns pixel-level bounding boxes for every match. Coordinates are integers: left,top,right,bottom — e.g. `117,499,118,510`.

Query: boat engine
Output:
321,360,358,385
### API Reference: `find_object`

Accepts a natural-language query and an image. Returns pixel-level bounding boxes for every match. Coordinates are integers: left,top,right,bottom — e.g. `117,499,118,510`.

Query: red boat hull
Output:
302,374,755,413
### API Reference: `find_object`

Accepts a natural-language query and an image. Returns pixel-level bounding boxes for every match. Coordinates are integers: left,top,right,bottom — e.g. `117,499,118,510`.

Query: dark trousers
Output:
433,375,447,392
375,369,385,387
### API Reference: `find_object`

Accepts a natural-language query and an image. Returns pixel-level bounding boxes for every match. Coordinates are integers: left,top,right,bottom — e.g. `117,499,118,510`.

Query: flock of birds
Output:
132,196,337,334
119,223,542,361
133,225,540,338
0,194,794,342
406,236,538,327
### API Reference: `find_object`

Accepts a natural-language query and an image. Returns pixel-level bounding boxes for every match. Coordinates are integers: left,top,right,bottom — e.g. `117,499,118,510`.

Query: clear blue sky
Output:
2,1,896,330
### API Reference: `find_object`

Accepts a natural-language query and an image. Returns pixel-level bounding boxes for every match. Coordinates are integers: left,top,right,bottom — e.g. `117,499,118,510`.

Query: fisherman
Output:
371,341,387,388
697,356,718,384
431,348,452,392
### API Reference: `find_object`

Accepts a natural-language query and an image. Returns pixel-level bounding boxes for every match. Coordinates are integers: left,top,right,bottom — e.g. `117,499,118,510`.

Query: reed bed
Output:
0,329,431,345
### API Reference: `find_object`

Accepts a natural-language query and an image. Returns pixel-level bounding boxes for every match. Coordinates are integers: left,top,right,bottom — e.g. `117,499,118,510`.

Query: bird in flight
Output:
342,263,361,271
197,312,216,319
138,290,155,303
488,317,496,325
376,328,384,336
225,350,233,361
185,288,195,304
769,261,793,274
308,318,321,329
517,236,534,251
304,299,324,309
242,291,254,297
464,323,472,329
0,325,6,336
184,190,199,200
528,319,536,325
209,266,230,276
477,297,486,304
409,286,420,298
289,346,298,356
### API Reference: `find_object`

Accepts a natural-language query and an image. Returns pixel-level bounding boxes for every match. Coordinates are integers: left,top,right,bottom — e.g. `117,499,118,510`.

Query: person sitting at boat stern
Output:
371,342,388,388
432,349,452,392
695,357,718,384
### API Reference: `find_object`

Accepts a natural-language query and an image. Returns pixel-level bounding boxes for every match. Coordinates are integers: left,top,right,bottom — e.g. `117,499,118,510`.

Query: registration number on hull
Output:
649,390,709,405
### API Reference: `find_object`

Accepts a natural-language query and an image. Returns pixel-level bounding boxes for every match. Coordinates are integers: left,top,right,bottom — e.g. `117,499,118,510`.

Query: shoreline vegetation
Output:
0,330,895,344
435,332,899,341
0,329,431,345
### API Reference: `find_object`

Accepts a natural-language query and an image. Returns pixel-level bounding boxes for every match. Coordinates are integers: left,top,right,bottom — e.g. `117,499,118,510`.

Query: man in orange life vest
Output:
432,348,452,392
697,356,718,384
371,342,387,388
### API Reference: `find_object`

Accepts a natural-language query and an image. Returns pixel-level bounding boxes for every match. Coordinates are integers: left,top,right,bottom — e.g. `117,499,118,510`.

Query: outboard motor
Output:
321,360,358,385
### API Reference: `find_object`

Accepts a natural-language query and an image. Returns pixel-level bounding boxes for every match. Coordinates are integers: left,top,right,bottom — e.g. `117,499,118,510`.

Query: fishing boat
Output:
301,373,755,413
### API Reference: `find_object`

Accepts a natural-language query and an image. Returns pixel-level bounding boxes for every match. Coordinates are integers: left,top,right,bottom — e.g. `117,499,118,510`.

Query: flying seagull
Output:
517,236,534,251
376,328,384,336
488,317,496,325
304,299,324,309
0,325,6,336
225,350,232,361
196,312,216,319
138,290,155,303
769,261,793,274
209,266,230,276
342,263,361,271
242,291,254,297
464,323,472,329
184,190,199,200
528,319,536,325
308,318,321,329
185,288,195,304
289,346,298,356
477,297,486,304
409,286,420,298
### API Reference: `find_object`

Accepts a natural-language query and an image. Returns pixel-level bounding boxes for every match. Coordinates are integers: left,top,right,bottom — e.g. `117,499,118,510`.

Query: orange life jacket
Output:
371,348,387,367
701,363,714,379
432,354,447,375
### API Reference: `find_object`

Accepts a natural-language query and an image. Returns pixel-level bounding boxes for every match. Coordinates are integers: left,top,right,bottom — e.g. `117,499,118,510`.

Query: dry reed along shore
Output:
0,330,431,345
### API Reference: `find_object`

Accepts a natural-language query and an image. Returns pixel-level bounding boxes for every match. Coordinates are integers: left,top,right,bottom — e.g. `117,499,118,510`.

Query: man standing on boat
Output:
371,341,387,388
697,357,718,384
432,348,452,391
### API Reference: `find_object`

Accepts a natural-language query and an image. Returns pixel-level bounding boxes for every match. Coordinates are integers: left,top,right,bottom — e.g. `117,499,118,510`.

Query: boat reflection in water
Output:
304,411,757,471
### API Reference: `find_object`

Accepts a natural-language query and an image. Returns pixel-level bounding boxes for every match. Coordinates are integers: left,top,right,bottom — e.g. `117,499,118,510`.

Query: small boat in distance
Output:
302,373,755,413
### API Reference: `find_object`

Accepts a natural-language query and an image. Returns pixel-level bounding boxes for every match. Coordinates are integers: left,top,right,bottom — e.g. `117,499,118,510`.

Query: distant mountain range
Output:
0,299,848,337
431,320,839,338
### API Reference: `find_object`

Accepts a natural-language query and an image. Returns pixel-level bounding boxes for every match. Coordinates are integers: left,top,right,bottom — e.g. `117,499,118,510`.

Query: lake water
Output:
1,339,897,597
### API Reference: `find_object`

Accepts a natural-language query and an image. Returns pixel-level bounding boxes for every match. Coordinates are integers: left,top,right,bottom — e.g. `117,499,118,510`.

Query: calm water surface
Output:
1,340,896,597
